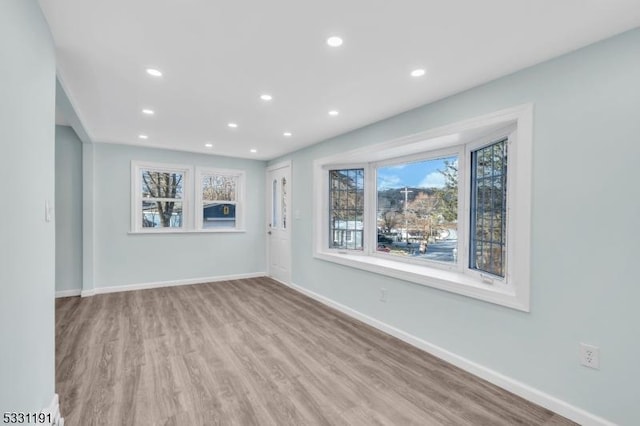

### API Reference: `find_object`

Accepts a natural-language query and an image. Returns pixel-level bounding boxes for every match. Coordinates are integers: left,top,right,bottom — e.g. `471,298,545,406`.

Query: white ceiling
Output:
40,0,640,160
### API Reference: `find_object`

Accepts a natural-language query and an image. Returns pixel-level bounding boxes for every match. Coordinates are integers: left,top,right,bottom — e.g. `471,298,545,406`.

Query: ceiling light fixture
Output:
250,149,257,153
142,109,155,115
204,143,213,148
260,94,273,101
228,122,238,128
328,110,339,116
283,132,292,137
138,134,148,139
327,36,343,47
146,68,163,77
411,68,426,77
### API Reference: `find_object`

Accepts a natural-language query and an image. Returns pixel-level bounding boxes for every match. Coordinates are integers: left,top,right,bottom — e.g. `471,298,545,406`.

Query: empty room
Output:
2,0,640,425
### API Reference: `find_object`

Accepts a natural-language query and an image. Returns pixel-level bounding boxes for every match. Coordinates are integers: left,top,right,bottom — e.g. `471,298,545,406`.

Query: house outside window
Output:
196,167,245,231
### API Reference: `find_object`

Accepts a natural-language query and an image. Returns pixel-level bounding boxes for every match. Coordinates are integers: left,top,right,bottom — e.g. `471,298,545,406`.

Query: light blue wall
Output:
0,0,56,415
92,143,267,288
55,80,91,144
55,126,83,293
270,28,640,425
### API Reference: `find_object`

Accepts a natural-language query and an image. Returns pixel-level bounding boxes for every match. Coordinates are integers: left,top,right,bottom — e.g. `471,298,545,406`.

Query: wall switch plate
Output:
580,343,600,369
45,200,54,222
380,288,387,302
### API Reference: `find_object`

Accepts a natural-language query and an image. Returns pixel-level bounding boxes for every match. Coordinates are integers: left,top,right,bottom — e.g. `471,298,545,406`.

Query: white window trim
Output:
131,161,193,233
313,104,533,312
195,167,246,232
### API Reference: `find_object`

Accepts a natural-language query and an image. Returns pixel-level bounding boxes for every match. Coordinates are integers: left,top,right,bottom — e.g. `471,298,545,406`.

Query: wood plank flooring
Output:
56,277,576,426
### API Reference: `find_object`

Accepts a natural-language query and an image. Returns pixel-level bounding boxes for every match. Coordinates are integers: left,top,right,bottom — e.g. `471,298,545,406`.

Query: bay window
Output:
313,105,532,311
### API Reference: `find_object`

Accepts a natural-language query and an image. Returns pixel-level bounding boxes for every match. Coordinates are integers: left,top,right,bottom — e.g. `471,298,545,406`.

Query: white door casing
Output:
266,162,291,284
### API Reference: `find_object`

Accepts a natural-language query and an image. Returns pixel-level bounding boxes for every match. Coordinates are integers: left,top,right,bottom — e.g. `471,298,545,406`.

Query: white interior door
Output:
267,163,291,284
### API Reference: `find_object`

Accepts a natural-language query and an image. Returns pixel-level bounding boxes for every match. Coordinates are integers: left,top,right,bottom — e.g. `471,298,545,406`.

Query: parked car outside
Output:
377,234,393,244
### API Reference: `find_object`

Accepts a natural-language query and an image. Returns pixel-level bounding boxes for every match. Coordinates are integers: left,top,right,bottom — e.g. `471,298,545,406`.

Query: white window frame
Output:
195,167,246,232
313,104,532,311
464,130,515,287
327,165,367,251
131,161,193,233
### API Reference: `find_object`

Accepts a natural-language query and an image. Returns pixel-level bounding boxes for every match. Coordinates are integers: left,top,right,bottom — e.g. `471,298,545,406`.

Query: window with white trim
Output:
195,167,245,231
376,152,460,265
329,168,364,250
313,105,532,311
131,162,247,233
469,138,508,277
131,162,191,232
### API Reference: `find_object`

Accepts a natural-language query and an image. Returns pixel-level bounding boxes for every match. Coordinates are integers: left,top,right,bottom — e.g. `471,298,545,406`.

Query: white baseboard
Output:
268,276,290,287
80,272,267,297
284,281,614,426
80,289,95,298
55,289,81,298
43,393,64,425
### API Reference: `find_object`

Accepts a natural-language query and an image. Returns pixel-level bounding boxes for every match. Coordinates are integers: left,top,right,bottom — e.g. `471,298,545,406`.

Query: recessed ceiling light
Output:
250,149,257,153
204,143,213,148
283,132,292,137
138,134,148,139
327,36,343,47
410,68,426,77
260,94,273,101
142,109,155,115
228,122,238,128
146,68,163,77
328,110,339,116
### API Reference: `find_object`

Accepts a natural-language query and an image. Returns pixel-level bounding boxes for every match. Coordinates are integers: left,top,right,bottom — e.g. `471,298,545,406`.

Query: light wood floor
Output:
56,277,575,426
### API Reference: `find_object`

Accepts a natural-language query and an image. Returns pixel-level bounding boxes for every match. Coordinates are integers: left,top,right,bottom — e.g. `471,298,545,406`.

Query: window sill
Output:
128,229,246,235
314,251,528,312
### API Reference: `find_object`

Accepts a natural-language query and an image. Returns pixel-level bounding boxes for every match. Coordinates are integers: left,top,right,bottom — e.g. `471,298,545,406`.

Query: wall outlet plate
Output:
580,343,600,369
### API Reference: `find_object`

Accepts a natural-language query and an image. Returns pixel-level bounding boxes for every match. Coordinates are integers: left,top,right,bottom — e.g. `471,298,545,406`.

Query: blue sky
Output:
377,156,457,189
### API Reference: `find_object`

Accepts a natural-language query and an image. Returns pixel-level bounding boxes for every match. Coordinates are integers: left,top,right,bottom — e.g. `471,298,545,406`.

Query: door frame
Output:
265,160,292,285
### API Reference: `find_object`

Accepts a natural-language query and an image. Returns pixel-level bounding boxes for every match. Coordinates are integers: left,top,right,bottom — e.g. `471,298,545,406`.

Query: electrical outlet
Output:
380,288,387,303
580,343,600,369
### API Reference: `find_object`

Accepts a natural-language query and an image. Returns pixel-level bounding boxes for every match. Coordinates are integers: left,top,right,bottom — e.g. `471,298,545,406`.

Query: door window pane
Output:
282,177,287,229
272,179,278,228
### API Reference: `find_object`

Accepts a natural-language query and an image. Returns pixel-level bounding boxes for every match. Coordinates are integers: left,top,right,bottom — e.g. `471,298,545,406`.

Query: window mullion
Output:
457,147,469,273
365,163,376,255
